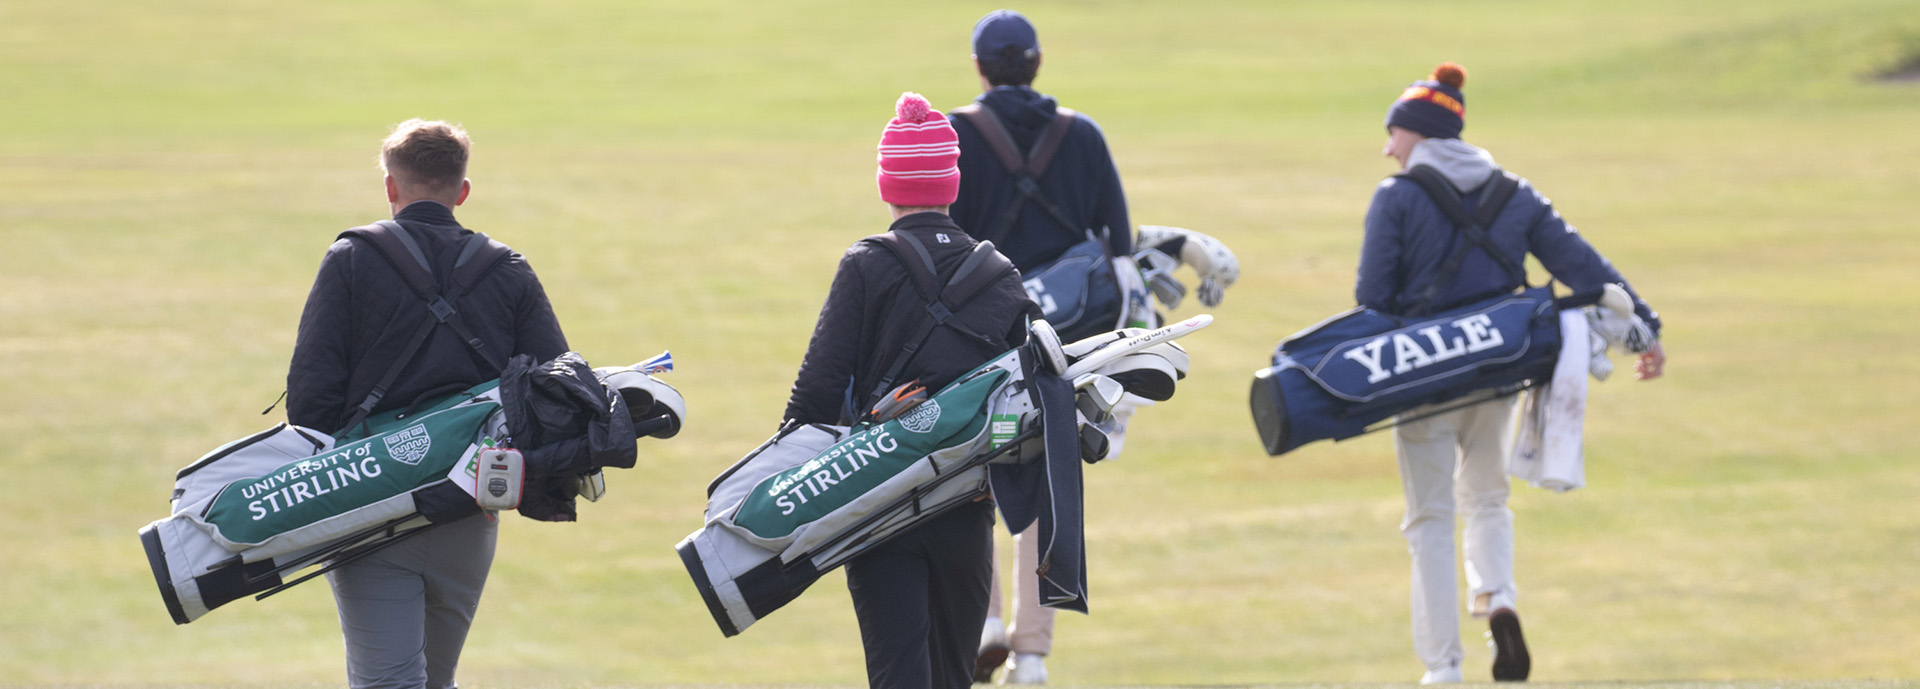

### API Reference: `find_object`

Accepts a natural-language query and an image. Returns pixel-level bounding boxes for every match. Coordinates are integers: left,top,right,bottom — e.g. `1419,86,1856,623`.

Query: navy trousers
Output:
845,499,995,689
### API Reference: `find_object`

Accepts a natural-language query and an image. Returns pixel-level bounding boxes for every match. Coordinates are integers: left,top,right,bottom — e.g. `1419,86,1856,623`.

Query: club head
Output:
1072,374,1125,423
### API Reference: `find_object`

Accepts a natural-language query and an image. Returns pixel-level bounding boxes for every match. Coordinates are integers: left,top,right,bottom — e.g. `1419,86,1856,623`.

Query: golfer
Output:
781,92,1038,689
948,11,1133,683
1358,63,1666,683
286,119,569,689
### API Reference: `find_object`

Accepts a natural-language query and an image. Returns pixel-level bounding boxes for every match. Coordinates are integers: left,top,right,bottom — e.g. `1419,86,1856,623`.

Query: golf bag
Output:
139,352,685,625
1250,287,1567,456
678,318,1205,636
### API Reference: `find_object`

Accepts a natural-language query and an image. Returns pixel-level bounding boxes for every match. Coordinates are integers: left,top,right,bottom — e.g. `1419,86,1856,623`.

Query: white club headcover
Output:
1059,332,1186,401
597,366,687,439
1097,351,1180,401
1588,283,1653,355
1061,327,1140,362
1058,315,1211,380
1598,282,1633,315
1136,225,1239,307
1138,341,1190,378
1027,319,1069,376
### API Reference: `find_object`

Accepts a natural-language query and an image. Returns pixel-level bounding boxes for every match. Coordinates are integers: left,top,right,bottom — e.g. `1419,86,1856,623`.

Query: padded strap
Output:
950,104,1084,243
950,104,1024,176
882,231,942,300
1026,107,1077,178
349,220,439,299
861,232,1017,418
334,221,515,436
1395,166,1526,315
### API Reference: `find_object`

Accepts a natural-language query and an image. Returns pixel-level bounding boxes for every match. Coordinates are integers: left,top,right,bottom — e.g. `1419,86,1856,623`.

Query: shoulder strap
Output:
1027,107,1077,178
333,221,515,436
448,232,515,295
951,104,1086,243
868,232,942,299
860,232,1017,418
1394,166,1526,315
345,220,440,299
950,104,1025,176
342,221,515,299
952,104,1078,178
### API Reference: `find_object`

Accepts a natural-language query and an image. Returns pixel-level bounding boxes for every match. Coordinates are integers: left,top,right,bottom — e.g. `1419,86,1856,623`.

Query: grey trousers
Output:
328,513,497,689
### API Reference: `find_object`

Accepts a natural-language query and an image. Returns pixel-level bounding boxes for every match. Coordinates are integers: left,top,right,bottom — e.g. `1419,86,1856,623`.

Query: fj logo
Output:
384,424,432,465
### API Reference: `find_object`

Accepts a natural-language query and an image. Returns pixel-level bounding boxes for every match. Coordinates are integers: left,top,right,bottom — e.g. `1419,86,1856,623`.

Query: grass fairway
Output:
5,0,1920,685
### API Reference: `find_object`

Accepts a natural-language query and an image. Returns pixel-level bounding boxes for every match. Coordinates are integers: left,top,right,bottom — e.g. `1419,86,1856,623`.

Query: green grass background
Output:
4,0,1920,685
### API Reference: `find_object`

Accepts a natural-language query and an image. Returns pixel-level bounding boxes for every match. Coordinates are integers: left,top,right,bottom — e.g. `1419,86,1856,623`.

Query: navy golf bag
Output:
1250,287,1565,456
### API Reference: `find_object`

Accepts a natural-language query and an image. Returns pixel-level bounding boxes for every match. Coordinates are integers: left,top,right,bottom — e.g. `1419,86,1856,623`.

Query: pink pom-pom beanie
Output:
876,91,961,206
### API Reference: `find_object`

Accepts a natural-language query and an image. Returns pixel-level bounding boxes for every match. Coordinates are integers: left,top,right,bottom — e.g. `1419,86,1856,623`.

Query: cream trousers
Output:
1395,395,1519,673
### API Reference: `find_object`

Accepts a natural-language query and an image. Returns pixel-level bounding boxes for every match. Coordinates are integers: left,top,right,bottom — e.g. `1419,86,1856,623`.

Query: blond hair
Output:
379,119,470,195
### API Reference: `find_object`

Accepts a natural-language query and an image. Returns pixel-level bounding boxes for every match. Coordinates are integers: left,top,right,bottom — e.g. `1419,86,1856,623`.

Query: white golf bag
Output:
139,353,685,625
677,318,1205,636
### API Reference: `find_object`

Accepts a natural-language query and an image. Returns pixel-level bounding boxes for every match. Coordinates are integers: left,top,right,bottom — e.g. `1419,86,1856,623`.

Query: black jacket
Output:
949,87,1131,271
783,212,1038,426
288,200,569,434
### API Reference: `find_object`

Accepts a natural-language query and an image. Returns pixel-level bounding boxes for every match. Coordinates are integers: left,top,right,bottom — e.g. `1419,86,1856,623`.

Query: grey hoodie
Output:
1406,137,1498,192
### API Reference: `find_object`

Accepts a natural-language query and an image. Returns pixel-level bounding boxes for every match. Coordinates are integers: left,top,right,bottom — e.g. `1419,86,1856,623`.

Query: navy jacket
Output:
949,87,1131,271
1357,173,1662,335
784,212,1037,426
288,200,569,434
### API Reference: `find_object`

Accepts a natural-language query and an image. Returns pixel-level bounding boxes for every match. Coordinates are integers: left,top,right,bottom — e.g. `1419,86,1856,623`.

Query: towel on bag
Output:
1510,309,1590,492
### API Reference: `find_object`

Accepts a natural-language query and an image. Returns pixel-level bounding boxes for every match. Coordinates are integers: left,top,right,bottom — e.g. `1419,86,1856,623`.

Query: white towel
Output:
1509,309,1590,492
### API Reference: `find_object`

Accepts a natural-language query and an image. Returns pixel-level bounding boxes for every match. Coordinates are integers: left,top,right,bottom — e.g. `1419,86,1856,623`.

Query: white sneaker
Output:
975,617,1009,684
1002,652,1048,685
1420,665,1463,684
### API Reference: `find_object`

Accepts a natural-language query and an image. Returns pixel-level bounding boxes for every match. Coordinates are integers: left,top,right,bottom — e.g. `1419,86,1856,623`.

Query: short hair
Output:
979,46,1040,87
380,119,470,195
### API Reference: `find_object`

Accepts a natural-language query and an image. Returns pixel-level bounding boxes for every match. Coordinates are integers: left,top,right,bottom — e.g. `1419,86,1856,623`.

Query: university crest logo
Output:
384,424,432,466
898,400,942,434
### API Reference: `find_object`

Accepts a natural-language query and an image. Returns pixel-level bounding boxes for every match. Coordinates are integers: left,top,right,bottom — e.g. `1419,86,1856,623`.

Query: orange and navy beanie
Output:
1385,62,1467,139
876,92,961,207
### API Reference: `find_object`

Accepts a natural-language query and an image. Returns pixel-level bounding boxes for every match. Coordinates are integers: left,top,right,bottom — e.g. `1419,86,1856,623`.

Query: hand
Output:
1635,340,1666,381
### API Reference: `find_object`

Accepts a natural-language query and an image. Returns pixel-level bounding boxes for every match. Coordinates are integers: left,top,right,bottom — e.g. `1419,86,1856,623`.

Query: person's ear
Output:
385,175,399,204
454,178,471,207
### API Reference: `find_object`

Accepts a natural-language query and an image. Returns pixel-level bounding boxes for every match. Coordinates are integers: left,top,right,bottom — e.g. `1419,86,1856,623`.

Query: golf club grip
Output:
632,415,675,439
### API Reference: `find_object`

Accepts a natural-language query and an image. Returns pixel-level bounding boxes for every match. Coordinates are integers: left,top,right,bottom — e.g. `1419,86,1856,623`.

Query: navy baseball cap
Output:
972,10,1040,63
